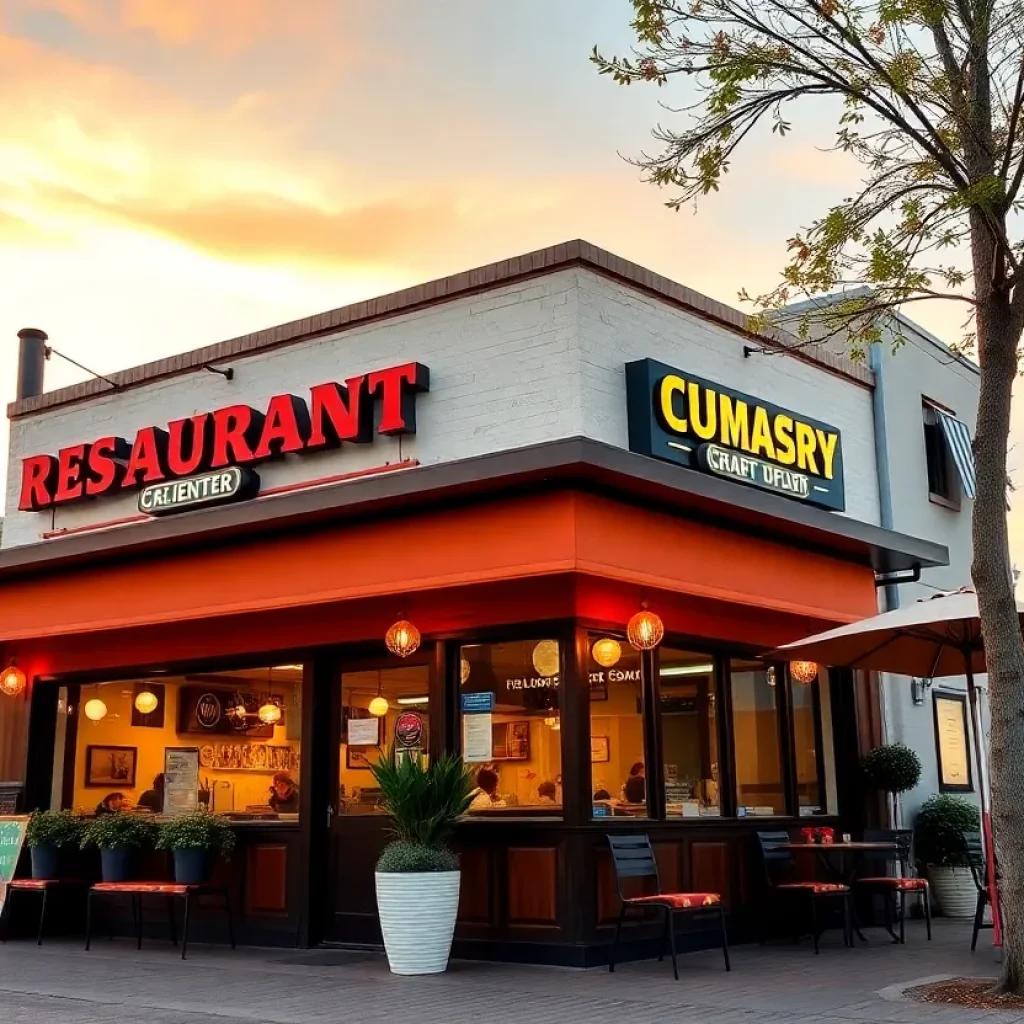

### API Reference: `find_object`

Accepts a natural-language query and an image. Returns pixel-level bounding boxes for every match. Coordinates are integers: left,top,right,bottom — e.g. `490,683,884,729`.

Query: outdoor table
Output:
780,842,899,942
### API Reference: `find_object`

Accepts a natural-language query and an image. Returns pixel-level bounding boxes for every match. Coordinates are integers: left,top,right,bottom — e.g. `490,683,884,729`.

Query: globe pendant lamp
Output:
369,673,389,717
532,640,560,678
591,638,622,668
84,698,108,722
460,658,471,685
385,617,421,659
134,690,159,715
258,701,282,725
627,602,664,651
789,661,819,685
0,661,27,697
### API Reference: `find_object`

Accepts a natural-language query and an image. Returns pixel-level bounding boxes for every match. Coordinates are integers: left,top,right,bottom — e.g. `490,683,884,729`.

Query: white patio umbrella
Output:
772,587,1008,943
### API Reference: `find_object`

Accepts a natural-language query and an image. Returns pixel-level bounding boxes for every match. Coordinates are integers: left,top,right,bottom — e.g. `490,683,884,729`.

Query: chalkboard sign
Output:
0,816,29,916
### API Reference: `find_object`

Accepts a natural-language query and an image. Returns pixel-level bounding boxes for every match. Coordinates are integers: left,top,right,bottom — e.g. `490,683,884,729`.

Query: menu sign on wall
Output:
626,358,846,512
165,748,200,814
934,693,973,792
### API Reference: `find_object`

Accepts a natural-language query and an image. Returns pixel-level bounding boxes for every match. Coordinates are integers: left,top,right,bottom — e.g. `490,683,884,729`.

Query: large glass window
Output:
459,638,562,814
339,664,430,816
791,672,829,815
588,635,647,817
730,658,785,816
659,647,721,817
71,665,303,820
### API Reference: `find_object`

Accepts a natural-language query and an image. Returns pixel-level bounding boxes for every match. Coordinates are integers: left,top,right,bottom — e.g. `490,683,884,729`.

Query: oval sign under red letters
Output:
394,712,423,749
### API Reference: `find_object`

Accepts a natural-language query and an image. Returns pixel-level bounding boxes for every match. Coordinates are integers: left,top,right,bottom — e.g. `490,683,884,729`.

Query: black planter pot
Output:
173,849,212,885
100,847,137,882
31,844,61,880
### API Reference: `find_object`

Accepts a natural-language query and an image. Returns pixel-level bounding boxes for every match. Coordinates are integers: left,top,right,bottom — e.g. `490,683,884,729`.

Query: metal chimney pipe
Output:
16,328,47,400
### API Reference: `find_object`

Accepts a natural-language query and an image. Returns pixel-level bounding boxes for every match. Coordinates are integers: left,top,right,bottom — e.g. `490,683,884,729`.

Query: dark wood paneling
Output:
457,845,492,924
691,840,731,904
508,848,557,925
653,841,682,894
247,843,288,914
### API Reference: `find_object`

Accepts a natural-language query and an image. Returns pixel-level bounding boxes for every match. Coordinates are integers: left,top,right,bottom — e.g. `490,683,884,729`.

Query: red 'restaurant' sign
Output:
19,362,429,512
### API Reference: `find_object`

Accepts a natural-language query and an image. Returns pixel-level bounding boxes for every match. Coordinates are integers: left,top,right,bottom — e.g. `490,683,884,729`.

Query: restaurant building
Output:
0,241,962,963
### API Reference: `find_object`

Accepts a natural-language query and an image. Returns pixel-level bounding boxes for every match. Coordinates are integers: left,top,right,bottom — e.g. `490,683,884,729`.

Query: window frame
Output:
923,400,961,510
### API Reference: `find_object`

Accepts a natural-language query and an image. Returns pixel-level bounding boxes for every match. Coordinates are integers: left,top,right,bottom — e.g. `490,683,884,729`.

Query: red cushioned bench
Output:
1,879,84,946
85,882,234,959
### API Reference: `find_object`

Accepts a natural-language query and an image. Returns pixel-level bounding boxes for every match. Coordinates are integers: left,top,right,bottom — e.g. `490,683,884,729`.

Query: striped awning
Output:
936,409,977,499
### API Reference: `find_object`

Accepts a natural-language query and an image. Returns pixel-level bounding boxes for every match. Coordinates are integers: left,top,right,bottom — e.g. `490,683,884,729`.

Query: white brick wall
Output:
3,267,881,547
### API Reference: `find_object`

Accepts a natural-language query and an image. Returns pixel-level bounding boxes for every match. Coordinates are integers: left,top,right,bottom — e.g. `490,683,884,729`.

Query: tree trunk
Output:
970,288,1024,991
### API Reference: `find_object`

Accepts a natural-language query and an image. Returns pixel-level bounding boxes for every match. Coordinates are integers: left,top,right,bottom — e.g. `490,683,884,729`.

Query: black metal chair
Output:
757,831,851,954
855,828,930,943
606,834,730,979
964,830,999,952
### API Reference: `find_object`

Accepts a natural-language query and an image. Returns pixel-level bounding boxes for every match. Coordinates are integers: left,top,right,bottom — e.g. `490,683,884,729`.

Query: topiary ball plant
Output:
914,793,981,867
862,743,922,823
377,842,460,874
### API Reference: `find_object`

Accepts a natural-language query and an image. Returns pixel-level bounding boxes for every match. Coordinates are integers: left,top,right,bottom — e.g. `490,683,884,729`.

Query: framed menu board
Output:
933,692,973,793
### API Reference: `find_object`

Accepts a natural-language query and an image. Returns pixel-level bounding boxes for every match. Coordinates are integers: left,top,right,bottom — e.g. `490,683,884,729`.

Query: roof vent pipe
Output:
16,328,47,401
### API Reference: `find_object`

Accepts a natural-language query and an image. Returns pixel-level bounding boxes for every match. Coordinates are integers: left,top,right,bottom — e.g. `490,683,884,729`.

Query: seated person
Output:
593,789,612,801
537,780,558,804
95,792,125,815
268,772,300,813
623,775,646,804
468,768,507,810
136,773,165,814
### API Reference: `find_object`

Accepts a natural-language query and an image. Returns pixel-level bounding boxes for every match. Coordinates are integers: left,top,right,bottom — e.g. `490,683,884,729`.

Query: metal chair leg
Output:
898,892,906,945
609,904,626,973
843,894,852,949
971,890,986,952
0,887,11,944
135,894,144,951
223,889,235,949
810,896,819,955
666,909,678,981
85,891,93,951
37,888,48,946
719,905,731,972
924,888,932,941
181,893,191,961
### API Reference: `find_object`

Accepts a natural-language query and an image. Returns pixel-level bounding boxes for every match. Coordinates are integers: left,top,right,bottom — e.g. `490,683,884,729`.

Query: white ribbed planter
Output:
929,865,977,918
376,871,461,975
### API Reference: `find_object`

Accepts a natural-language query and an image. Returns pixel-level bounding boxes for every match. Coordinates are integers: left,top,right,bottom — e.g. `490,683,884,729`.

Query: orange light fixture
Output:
84,698,108,722
134,690,159,715
532,640,560,678
258,701,282,725
385,618,421,658
369,695,390,717
460,658,471,685
591,638,622,668
627,603,664,651
790,661,819,685
0,661,27,697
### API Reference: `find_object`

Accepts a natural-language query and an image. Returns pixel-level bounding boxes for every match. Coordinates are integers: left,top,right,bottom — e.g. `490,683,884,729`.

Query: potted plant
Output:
370,749,473,975
914,793,981,917
156,809,236,884
861,743,922,825
26,810,84,879
81,814,156,882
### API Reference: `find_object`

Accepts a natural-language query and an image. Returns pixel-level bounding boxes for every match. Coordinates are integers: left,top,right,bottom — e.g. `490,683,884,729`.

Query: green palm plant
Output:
369,748,473,872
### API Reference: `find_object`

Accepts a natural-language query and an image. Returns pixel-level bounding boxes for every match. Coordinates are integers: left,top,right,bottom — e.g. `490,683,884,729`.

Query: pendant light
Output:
460,658,471,685
134,689,159,715
0,661,27,697
591,638,622,668
258,701,282,725
627,602,664,651
532,640,560,678
385,616,421,658
84,698,108,722
789,661,819,685
369,673,389,717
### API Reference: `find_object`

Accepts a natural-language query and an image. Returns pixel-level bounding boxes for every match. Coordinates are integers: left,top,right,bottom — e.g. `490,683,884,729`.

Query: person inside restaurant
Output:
622,762,646,804
136,773,165,814
468,767,507,811
537,780,557,804
268,772,300,813
95,792,125,815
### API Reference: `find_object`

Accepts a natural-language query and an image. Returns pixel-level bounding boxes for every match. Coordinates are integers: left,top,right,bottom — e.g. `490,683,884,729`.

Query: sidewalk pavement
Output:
0,920,1009,1024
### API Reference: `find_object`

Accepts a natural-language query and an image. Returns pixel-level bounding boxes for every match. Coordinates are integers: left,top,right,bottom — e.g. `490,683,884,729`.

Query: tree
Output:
594,0,1024,990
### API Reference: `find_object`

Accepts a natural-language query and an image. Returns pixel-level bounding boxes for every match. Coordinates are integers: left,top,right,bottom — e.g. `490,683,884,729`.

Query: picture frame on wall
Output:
346,746,380,771
85,746,138,788
590,736,610,763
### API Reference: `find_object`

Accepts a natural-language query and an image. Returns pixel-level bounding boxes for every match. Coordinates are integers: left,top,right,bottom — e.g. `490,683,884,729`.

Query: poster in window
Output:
164,747,200,814
934,693,973,792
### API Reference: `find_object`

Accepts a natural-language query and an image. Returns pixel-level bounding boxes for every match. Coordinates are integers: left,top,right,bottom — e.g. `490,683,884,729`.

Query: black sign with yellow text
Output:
626,359,845,512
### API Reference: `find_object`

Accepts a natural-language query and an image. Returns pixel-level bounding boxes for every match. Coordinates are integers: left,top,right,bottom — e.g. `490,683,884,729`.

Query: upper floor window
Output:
923,400,976,508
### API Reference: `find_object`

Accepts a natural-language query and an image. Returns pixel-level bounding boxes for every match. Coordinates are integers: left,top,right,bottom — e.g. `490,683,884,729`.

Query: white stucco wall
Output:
4,267,881,548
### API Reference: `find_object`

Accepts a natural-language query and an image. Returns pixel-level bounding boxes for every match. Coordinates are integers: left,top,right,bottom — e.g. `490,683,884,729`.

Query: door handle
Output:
327,803,335,827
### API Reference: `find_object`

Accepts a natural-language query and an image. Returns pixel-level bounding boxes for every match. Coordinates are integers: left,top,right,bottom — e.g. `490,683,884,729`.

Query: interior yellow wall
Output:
589,674,644,798
73,682,301,813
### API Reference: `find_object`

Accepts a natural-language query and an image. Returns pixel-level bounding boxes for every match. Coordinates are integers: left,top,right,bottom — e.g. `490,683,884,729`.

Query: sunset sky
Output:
1,1,1017,559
